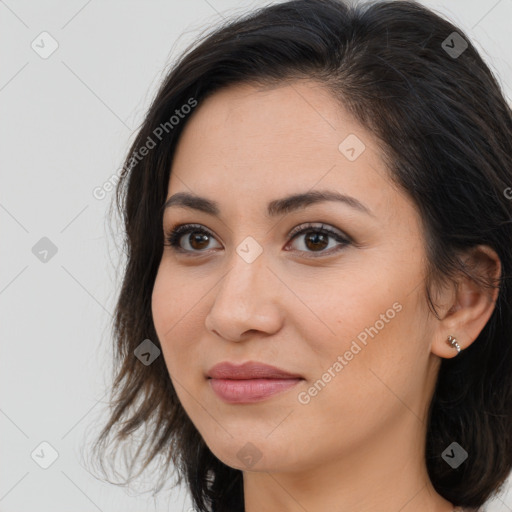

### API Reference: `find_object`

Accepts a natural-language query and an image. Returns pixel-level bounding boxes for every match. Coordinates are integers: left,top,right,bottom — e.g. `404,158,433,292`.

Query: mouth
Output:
206,361,304,404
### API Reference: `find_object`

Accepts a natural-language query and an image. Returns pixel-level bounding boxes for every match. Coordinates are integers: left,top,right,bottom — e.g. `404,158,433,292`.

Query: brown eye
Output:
303,231,329,251
187,232,210,250
164,222,350,258
287,223,350,257
165,224,221,253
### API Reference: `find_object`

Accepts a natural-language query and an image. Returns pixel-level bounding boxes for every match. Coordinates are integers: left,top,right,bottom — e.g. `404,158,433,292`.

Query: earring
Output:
447,335,462,354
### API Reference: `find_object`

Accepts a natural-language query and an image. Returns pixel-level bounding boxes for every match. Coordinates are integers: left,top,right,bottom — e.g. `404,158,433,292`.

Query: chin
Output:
201,435,301,473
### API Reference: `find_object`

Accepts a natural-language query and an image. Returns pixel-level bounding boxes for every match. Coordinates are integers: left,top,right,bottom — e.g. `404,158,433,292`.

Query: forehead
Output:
167,80,409,224
172,81,353,167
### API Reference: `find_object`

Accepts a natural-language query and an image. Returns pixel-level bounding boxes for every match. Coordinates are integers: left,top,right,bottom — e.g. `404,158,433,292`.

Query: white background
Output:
1,0,511,511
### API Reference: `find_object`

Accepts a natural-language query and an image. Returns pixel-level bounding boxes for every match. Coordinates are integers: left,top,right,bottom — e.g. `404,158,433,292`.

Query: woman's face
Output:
152,80,441,473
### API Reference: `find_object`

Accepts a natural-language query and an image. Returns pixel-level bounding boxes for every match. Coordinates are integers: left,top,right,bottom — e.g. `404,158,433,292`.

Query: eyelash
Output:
163,222,351,258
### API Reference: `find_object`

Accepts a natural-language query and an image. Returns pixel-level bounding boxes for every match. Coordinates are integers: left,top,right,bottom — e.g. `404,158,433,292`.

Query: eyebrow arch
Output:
163,190,374,218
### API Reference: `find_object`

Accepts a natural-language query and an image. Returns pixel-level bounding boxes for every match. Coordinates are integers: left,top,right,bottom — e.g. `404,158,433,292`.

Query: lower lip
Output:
209,378,302,403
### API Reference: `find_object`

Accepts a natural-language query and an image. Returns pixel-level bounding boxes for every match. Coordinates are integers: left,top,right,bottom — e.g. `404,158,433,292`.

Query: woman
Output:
92,1,512,511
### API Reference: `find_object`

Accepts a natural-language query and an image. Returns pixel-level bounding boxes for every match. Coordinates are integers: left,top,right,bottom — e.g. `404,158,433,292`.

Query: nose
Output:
204,250,284,342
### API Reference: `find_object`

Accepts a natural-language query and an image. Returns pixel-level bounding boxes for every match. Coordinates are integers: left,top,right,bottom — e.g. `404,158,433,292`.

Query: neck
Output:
242,412,454,512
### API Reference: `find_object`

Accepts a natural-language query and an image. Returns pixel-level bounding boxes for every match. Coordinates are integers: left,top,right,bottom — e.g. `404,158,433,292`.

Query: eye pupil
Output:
190,233,210,250
166,223,348,256
305,232,328,251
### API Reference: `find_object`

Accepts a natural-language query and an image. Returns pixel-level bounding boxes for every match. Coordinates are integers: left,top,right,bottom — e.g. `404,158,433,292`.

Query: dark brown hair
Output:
91,1,512,511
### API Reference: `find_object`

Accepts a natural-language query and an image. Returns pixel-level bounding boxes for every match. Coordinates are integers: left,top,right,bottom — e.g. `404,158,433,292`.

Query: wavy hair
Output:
91,1,512,511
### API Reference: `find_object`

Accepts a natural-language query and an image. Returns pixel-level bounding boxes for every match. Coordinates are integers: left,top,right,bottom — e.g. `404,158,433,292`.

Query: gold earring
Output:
447,335,462,354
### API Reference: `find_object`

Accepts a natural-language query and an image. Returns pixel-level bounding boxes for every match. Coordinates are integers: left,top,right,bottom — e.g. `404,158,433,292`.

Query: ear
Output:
431,245,501,359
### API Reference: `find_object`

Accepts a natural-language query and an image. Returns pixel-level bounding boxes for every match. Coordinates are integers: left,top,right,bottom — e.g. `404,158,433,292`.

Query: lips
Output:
207,361,303,404
207,361,302,380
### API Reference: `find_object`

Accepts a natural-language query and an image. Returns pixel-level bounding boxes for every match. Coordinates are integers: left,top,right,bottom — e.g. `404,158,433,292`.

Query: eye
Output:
163,222,351,257
164,224,221,254
285,223,351,257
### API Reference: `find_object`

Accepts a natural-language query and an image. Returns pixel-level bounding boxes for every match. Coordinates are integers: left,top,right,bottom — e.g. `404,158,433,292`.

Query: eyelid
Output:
164,221,352,257
164,223,221,254
288,222,352,242
284,222,351,258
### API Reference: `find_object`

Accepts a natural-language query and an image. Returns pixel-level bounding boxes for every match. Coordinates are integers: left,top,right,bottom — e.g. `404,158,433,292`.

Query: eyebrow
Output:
163,190,374,218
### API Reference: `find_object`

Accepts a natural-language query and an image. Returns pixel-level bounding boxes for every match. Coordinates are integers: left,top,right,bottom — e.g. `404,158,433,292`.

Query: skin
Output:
151,80,501,512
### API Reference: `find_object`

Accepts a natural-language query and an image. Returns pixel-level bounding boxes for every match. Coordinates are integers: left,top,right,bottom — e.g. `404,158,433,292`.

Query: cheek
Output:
295,264,423,397
292,267,403,359
151,264,205,375
299,285,428,438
